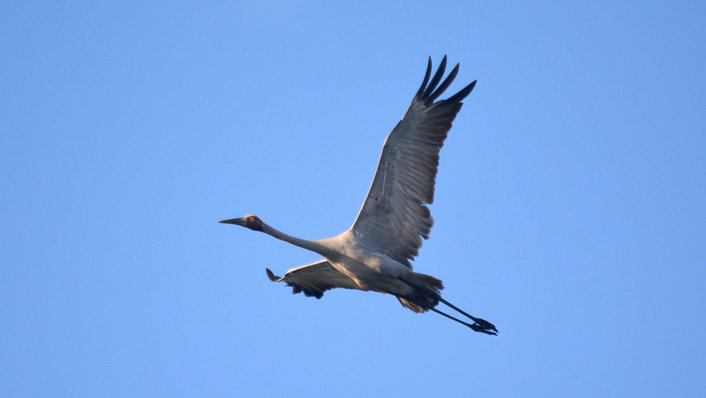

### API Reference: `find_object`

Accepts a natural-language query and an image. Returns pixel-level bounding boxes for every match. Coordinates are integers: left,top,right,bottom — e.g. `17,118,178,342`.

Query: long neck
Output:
260,223,334,258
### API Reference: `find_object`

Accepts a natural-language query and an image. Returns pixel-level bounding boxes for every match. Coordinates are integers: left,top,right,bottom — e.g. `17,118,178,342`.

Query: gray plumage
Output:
221,56,497,335
352,56,476,268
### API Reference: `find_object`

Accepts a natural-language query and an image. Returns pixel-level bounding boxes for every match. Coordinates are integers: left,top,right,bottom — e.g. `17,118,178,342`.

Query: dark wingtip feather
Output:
414,57,433,99
425,63,459,105
422,55,448,100
265,268,281,282
445,80,477,104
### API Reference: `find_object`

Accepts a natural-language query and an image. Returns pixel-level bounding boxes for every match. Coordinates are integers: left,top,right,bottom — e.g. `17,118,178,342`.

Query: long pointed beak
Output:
219,218,244,225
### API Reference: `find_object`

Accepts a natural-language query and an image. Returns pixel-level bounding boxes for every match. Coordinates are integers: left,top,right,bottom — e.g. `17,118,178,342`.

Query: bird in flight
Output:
221,56,497,335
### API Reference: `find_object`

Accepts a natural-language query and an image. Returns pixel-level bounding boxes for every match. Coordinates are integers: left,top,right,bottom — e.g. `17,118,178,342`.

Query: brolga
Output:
220,56,498,335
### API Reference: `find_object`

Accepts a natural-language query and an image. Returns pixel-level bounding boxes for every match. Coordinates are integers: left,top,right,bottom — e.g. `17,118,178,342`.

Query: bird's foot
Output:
469,317,498,335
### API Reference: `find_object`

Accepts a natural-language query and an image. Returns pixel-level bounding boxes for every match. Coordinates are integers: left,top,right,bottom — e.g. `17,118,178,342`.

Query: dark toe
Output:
470,323,498,335
471,317,498,333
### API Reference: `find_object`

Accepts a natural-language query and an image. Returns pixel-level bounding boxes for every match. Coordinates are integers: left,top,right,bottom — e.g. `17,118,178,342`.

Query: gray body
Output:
221,56,497,334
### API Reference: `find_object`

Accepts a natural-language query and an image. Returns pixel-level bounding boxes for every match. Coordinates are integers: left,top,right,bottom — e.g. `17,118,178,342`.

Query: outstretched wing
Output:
266,260,360,299
350,56,476,268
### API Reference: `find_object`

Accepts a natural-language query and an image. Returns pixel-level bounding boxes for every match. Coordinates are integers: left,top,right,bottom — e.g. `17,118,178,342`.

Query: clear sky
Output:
2,1,705,397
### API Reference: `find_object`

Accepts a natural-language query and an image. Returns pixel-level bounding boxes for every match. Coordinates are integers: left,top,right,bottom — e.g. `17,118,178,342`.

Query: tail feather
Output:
397,272,444,313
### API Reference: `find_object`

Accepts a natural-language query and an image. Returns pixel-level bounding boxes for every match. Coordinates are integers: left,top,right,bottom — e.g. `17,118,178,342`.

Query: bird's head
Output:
219,214,263,231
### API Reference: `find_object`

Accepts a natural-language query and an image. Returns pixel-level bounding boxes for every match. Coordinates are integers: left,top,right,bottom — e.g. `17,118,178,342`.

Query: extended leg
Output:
438,297,498,334
430,308,497,335
396,275,498,334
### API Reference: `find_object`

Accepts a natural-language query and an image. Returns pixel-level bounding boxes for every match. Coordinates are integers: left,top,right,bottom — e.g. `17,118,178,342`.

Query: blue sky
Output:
2,1,705,396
